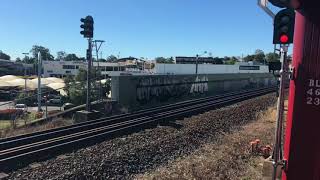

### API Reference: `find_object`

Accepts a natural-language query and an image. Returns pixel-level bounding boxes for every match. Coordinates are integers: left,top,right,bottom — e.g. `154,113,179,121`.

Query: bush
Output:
35,112,43,119
0,109,23,120
15,93,37,106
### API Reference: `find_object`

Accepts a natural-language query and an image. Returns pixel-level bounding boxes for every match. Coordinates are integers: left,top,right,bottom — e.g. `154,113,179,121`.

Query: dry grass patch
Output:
135,106,278,180
0,118,74,138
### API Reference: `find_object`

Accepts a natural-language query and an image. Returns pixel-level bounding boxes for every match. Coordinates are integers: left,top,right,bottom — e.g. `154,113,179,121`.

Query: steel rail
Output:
0,87,273,148
0,87,276,171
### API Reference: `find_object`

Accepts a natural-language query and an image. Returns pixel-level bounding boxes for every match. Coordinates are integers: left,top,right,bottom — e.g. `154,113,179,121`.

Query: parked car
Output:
45,94,61,100
15,104,28,112
48,98,63,105
62,103,75,111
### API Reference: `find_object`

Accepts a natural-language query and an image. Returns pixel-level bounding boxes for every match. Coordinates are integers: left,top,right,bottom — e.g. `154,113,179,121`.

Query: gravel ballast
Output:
7,93,276,180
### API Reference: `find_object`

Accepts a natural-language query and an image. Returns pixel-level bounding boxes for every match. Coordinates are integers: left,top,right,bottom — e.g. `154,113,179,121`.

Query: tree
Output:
224,57,238,65
22,56,35,64
30,45,54,61
78,57,86,61
75,68,87,82
231,56,238,62
243,55,255,62
98,58,107,62
254,49,266,63
16,57,22,62
0,51,11,60
106,55,118,62
64,70,87,105
65,54,80,61
64,68,106,105
212,57,224,64
155,57,168,63
223,56,231,62
167,57,174,64
56,51,67,61
265,53,280,63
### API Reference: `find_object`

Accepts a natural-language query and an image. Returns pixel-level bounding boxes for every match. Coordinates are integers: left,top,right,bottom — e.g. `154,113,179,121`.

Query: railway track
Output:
0,87,276,171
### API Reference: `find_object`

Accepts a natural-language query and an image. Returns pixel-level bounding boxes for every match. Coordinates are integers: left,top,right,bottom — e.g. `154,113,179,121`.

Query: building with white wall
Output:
42,59,270,78
153,63,269,75
42,61,126,78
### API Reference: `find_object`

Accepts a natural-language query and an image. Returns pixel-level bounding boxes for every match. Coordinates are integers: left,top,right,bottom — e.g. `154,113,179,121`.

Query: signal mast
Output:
259,0,320,179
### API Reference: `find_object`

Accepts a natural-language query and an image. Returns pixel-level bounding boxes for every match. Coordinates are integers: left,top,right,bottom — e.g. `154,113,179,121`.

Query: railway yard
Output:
3,92,277,179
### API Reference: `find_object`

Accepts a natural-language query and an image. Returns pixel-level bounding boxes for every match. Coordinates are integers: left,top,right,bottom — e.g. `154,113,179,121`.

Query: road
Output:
0,101,14,110
28,106,61,113
0,101,61,112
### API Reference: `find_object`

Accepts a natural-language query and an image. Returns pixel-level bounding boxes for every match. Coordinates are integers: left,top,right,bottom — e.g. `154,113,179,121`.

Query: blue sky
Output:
0,0,277,60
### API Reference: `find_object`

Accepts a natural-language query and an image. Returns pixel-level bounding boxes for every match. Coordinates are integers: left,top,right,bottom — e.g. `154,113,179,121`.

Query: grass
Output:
0,111,73,138
0,117,74,138
0,120,12,129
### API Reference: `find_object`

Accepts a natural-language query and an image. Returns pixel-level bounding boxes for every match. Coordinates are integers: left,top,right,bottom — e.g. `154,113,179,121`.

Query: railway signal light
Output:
273,8,295,44
80,15,94,38
268,0,291,8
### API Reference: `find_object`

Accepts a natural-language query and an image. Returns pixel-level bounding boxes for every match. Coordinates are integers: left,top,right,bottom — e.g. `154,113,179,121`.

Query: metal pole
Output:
22,53,29,97
45,96,48,120
95,42,100,101
37,52,42,112
196,54,199,75
86,38,92,112
93,40,105,101
94,42,99,101
23,62,27,93
257,0,275,19
272,44,288,180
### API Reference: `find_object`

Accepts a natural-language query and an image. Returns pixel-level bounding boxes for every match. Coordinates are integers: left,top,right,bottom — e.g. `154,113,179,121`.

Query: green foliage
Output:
0,50,11,60
30,45,54,61
243,55,255,62
68,84,86,106
0,67,10,76
22,56,35,64
265,52,280,63
56,51,67,61
63,73,86,106
212,57,224,64
75,69,87,82
167,57,174,63
107,55,118,62
65,54,80,61
16,93,37,106
254,49,265,63
78,57,86,61
15,57,22,62
243,49,268,63
64,68,110,106
155,57,174,64
224,59,237,65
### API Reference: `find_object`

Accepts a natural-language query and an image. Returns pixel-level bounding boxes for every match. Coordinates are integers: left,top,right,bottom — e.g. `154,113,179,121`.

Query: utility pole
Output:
93,40,105,101
22,53,29,95
37,52,42,112
195,54,199,75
